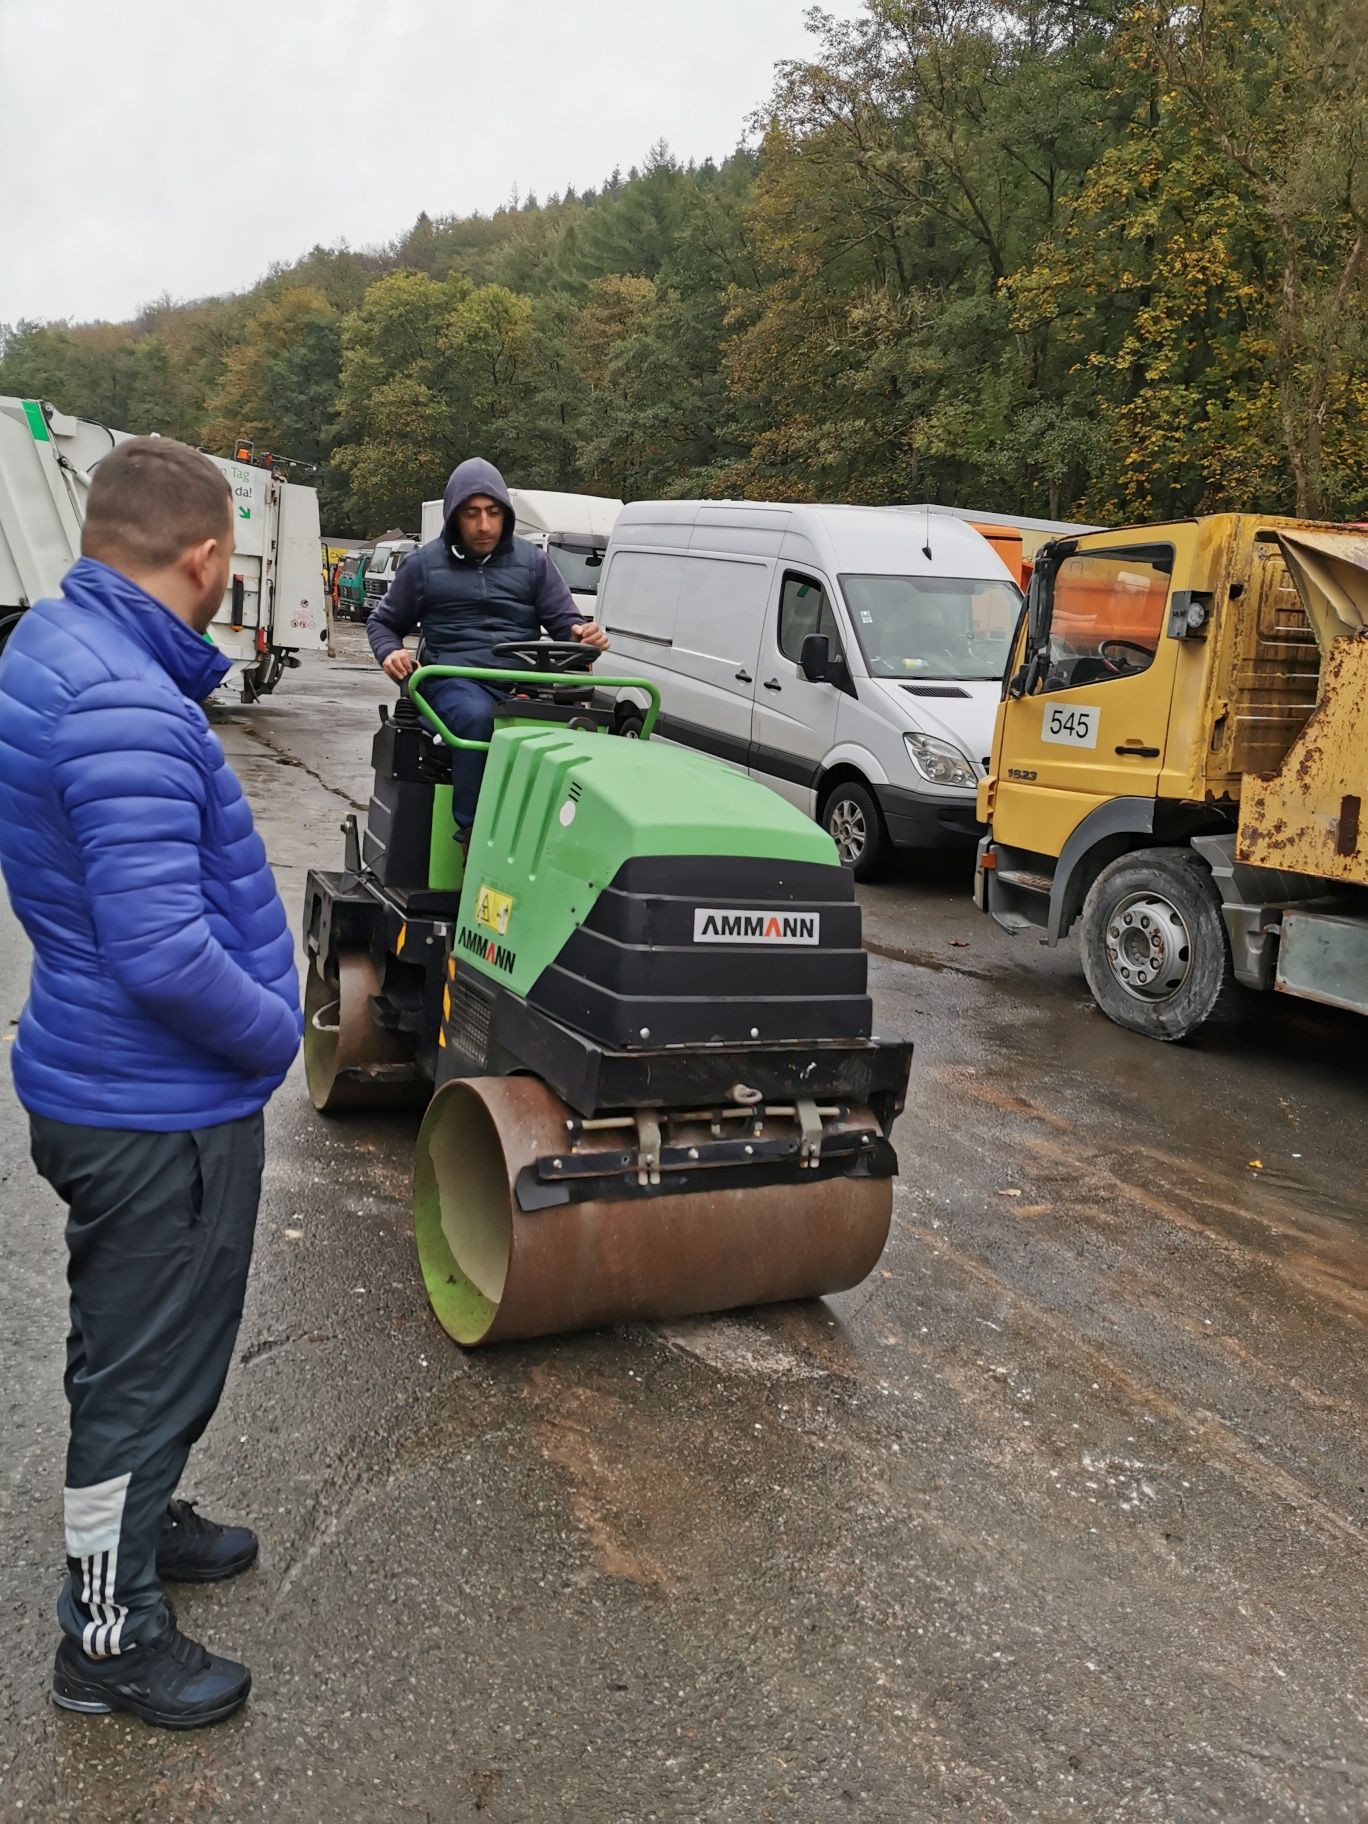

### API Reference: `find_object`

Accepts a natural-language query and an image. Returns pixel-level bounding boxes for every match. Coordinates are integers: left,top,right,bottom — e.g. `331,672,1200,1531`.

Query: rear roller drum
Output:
303,948,422,1111
412,1076,893,1347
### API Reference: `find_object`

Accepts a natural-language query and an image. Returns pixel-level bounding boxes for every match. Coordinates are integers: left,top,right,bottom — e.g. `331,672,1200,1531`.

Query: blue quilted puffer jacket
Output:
0,558,301,1130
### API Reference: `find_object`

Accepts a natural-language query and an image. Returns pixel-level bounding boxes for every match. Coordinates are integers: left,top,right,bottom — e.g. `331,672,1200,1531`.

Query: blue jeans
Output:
424,677,504,833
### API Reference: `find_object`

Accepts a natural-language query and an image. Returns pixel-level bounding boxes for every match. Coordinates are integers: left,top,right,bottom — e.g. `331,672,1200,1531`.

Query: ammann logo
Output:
693,908,821,946
458,925,517,972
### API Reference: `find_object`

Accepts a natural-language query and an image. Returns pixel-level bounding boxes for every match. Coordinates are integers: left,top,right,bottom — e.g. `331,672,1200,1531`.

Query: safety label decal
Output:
474,885,514,935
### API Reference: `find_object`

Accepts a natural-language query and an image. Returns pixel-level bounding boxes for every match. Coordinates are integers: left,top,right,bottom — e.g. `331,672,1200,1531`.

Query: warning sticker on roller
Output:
693,909,820,945
475,886,513,935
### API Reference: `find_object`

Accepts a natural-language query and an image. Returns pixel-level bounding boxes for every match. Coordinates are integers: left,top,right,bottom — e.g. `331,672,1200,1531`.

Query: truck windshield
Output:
840,574,1021,680
547,539,606,597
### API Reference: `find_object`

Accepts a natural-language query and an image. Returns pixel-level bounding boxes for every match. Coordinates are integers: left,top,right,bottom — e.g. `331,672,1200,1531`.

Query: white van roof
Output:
508,489,622,539
610,499,1015,584
897,503,1100,536
419,490,623,544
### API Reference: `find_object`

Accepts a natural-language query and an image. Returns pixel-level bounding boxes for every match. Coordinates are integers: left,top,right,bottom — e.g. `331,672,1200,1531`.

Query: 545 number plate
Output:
1041,704,1099,748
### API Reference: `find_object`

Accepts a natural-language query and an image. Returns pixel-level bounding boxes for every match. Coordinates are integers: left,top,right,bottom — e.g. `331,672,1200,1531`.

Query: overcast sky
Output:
0,0,863,327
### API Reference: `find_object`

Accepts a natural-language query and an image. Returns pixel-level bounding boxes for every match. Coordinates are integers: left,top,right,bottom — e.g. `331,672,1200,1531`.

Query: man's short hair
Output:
82,437,233,570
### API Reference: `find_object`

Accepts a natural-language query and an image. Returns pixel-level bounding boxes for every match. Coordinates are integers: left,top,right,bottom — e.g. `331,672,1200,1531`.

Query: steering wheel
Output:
493,639,597,675
1099,638,1153,669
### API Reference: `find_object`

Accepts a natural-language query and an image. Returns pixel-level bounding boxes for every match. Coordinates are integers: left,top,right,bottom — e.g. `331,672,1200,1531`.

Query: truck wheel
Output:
821,780,892,882
1080,848,1234,1042
615,710,645,740
0,611,21,657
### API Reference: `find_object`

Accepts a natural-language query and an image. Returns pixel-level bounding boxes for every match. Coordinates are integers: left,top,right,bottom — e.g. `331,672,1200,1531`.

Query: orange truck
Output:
895,507,1099,591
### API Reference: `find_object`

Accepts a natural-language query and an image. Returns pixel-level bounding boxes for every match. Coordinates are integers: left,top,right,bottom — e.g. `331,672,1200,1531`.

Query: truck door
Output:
750,569,846,812
989,534,1193,859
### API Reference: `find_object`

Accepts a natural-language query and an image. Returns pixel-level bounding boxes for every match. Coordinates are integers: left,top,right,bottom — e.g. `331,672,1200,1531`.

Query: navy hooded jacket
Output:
366,458,581,670
0,558,302,1130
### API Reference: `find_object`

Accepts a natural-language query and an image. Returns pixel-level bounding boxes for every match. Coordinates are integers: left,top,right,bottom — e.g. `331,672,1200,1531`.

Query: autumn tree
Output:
4,6,1364,527
1144,0,1368,517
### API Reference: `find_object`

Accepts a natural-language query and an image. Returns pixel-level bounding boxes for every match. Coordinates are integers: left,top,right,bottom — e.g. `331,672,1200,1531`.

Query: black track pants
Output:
29,1111,264,1654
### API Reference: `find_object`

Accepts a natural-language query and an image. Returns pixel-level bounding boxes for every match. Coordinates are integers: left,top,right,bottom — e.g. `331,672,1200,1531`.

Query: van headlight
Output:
903,731,977,788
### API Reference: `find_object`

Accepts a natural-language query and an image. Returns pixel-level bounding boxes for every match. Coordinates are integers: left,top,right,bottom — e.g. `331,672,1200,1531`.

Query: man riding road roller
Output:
307,481,915,1345
366,458,609,849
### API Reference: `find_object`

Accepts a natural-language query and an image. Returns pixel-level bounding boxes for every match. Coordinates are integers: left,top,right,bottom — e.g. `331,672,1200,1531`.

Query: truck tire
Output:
821,779,893,882
0,610,22,657
1080,847,1234,1042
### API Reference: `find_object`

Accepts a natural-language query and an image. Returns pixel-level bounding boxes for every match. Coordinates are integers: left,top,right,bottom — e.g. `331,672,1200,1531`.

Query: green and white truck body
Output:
0,396,327,695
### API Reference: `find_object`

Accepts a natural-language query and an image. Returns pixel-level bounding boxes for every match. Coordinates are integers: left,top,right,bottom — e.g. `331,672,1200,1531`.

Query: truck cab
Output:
336,551,370,619
363,538,418,614
977,514,1368,1038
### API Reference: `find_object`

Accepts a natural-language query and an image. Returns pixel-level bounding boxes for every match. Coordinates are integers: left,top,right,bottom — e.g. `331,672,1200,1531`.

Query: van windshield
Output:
840,573,1021,680
546,539,606,597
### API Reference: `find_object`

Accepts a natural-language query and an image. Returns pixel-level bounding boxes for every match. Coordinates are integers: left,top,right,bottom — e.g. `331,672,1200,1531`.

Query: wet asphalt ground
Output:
0,626,1364,1822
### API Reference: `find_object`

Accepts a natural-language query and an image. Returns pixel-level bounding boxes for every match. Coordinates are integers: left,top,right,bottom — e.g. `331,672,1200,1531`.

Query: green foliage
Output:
2,3,1364,533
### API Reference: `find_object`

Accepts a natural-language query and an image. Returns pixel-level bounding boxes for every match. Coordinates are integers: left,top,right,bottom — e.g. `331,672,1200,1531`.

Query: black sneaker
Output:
52,1613,250,1730
156,1499,258,1583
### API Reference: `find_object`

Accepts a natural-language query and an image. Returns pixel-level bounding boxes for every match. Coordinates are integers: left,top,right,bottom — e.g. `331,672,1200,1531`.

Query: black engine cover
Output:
524,855,874,1050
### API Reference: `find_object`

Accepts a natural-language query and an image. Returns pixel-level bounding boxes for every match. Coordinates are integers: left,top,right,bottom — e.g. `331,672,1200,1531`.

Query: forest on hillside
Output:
1,0,1364,536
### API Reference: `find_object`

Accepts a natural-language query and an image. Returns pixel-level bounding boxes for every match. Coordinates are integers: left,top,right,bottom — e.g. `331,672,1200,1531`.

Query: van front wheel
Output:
821,780,892,881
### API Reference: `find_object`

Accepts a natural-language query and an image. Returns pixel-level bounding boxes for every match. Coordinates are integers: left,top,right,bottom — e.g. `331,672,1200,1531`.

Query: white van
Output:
595,500,1022,877
420,487,622,622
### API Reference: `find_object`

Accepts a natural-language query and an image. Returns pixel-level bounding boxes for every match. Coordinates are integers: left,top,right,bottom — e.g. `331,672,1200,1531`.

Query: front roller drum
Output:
304,948,422,1112
413,1076,893,1347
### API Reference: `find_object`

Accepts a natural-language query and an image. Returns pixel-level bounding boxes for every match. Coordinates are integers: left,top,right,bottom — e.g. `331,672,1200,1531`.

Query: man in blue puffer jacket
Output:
366,457,609,845
0,437,301,1730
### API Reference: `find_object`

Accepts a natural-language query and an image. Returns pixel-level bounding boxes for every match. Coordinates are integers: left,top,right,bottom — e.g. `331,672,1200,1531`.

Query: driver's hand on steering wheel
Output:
382,649,417,683
571,621,610,652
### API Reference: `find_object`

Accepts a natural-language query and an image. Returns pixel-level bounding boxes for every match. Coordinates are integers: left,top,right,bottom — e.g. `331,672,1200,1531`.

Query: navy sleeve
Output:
366,553,423,664
533,551,582,639
51,685,302,1078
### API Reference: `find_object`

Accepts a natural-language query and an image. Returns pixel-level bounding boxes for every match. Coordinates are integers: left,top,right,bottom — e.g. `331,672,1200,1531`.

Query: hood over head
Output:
442,458,514,553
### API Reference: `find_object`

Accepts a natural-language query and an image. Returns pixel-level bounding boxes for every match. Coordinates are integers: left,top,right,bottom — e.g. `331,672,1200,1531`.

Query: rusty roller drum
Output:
413,1075,892,1346
303,948,422,1111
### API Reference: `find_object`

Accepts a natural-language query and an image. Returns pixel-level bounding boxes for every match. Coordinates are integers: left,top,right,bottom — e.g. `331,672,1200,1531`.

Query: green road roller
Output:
302,640,912,1346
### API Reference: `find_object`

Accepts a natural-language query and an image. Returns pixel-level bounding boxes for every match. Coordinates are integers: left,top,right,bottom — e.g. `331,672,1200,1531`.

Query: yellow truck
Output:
975,514,1368,1040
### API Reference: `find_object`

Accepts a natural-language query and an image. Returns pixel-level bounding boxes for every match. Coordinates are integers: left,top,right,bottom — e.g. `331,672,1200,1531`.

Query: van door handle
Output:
735,669,752,683
1115,745,1160,758
763,679,782,692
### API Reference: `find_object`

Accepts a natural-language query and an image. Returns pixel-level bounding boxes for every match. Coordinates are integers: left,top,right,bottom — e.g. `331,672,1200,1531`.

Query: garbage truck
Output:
421,487,622,621
0,397,327,698
975,513,1368,1039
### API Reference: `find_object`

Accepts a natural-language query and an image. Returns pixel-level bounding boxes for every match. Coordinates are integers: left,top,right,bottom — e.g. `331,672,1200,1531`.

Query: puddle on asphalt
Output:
866,939,994,980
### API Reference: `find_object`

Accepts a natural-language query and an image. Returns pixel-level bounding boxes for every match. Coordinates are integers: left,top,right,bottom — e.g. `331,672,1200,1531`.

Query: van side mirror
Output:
800,634,830,680
800,633,850,686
